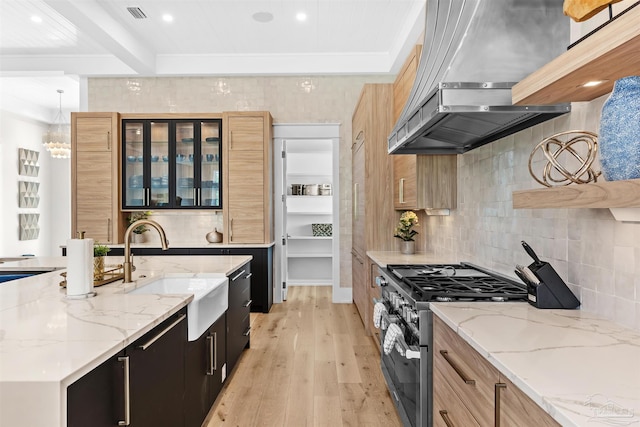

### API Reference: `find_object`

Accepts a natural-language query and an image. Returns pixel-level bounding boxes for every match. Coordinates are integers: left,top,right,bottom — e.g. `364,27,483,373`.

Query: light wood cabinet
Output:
433,316,560,427
512,5,640,105
391,44,457,211
351,84,396,335
393,155,457,210
71,112,124,243
223,112,273,244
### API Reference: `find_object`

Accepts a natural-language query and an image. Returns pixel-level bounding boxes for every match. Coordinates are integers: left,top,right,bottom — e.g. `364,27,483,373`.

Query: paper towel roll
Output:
66,238,95,297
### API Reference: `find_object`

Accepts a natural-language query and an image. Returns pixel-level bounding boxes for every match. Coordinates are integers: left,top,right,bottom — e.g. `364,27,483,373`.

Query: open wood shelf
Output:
512,4,640,105
512,178,640,209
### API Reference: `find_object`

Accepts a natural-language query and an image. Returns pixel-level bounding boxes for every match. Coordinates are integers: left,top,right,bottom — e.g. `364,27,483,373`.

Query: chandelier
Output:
43,89,71,159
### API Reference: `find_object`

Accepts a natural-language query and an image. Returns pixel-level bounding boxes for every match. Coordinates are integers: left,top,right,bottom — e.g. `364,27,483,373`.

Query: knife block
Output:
526,261,580,309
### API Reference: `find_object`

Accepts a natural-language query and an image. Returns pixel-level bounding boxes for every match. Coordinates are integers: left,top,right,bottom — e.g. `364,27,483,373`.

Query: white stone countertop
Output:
431,303,640,427
58,241,276,249
366,250,457,267
0,255,251,427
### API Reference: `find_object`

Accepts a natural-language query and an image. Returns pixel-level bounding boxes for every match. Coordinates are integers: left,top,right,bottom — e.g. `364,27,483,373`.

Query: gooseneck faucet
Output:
123,219,169,283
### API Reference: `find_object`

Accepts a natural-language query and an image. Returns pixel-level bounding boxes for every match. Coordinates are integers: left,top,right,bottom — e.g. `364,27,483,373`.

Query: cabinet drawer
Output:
433,366,480,427
433,316,499,426
497,374,560,427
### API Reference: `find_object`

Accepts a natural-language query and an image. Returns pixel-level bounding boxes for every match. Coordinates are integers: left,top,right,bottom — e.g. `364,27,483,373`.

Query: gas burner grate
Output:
404,275,527,302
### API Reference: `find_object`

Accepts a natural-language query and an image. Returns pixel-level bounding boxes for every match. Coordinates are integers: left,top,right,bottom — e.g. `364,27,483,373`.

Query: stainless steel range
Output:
374,263,527,427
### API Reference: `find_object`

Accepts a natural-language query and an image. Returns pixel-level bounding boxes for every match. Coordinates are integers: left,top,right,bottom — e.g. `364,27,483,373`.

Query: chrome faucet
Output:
123,219,169,283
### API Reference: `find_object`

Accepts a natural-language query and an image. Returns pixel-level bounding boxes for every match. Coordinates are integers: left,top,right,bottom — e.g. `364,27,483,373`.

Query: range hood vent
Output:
127,7,147,19
389,0,571,155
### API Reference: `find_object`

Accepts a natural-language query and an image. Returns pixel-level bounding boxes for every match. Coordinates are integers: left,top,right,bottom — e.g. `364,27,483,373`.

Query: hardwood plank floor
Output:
204,286,402,427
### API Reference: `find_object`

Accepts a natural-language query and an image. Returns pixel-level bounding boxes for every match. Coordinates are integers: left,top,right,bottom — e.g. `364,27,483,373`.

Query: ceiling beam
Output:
43,0,156,75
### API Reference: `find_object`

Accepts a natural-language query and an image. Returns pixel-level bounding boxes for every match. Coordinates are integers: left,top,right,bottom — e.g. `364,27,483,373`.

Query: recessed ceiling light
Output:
252,11,274,23
296,12,307,22
581,80,608,87
31,15,42,23
162,14,174,22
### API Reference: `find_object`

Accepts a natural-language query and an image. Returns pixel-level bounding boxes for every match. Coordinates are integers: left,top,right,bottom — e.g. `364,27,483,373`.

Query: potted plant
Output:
127,211,152,243
93,244,110,281
394,211,419,254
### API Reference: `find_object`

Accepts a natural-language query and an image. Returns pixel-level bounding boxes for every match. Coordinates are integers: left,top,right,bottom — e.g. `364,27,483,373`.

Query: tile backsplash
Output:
423,95,640,331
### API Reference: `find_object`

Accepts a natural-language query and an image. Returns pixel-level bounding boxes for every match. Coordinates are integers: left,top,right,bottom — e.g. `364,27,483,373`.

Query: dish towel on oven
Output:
373,302,387,329
383,323,403,355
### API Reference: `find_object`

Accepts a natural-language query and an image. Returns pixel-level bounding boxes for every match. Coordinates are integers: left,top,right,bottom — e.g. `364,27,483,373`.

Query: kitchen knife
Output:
521,241,543,266
514,268,531,286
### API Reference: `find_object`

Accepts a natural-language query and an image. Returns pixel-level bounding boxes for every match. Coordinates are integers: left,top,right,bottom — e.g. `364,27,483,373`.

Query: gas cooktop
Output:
386,263,527,303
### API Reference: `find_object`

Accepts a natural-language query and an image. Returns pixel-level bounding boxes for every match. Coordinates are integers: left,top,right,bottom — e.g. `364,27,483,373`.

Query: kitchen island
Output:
0,255,251,427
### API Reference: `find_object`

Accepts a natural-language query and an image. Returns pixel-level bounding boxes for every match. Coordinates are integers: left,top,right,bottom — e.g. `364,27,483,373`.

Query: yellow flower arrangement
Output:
394,211,419,241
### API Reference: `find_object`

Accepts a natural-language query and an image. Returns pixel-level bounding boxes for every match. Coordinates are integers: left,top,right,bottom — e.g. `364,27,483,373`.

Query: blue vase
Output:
599,76,640,181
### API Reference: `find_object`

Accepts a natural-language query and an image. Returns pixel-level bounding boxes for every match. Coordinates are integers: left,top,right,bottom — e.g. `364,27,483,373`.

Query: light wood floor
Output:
204,286,403,427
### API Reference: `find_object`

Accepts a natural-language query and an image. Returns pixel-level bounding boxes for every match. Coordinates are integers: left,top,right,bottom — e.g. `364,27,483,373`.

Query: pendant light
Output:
42,89,71,159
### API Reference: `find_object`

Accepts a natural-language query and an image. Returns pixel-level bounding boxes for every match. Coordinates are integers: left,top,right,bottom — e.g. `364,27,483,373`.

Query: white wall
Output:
0,110,70,257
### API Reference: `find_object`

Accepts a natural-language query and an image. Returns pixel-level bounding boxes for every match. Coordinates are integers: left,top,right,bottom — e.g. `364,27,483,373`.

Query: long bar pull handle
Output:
213,332,217,371
495,383,507,427
399,178,405,204
353,183,358,219
107,218,111,242
439,410,455,427
138,314,186,351
231,269,246,281
107,131,111,150
243,299,253,308
243,326,251,337
118,356,131,426
229,219,233,241
440,350,476,385
206,334,215,375
230,130,233,150
244,272,252,279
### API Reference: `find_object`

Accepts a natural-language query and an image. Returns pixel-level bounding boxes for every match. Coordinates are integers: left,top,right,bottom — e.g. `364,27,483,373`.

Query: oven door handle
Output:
381,312,421,360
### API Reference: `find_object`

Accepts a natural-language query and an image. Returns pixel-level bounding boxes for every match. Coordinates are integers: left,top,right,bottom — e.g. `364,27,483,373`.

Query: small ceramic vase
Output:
400,240,415,255
206,228,223,243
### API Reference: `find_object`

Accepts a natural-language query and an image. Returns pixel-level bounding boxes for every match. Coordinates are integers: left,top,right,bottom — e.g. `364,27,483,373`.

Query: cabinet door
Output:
127,310,186,427
184,314,227,427
227,264,251,374
351,251,367,327
208,314,227,401
351,139,365,254
227,150,265,242
75,151,114,243
496,375,560,427
67,351,126,427
393,155,418,209
76,116,113,152
72,113,121,243
228,116,264,151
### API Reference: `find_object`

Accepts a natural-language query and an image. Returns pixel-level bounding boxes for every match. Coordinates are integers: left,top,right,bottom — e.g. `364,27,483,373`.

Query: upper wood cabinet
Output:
512,5,640,105
391,44,457,210
223,111,273,244
71,112,124,243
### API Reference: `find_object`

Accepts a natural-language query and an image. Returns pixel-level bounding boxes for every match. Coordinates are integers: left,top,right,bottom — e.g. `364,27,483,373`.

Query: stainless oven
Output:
374,263,527,427
376,267,433,427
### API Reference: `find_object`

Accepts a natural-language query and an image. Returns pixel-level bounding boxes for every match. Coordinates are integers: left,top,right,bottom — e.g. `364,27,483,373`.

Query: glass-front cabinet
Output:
122,119,222,209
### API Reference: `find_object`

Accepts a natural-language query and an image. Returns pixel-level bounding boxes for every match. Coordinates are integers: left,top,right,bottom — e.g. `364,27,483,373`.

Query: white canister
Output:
303,184,319,195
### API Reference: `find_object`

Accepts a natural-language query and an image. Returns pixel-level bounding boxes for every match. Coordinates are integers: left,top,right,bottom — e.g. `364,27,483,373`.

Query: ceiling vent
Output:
127,7,147,19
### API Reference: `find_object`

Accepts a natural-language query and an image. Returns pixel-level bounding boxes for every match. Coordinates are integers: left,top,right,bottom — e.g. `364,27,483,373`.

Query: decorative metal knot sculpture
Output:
528,130,601,187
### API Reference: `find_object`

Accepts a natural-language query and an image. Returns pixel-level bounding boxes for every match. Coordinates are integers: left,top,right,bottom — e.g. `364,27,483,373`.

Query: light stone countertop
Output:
0,255,251,427
431,303,640,427
366,250,457,267
58,241,276,249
